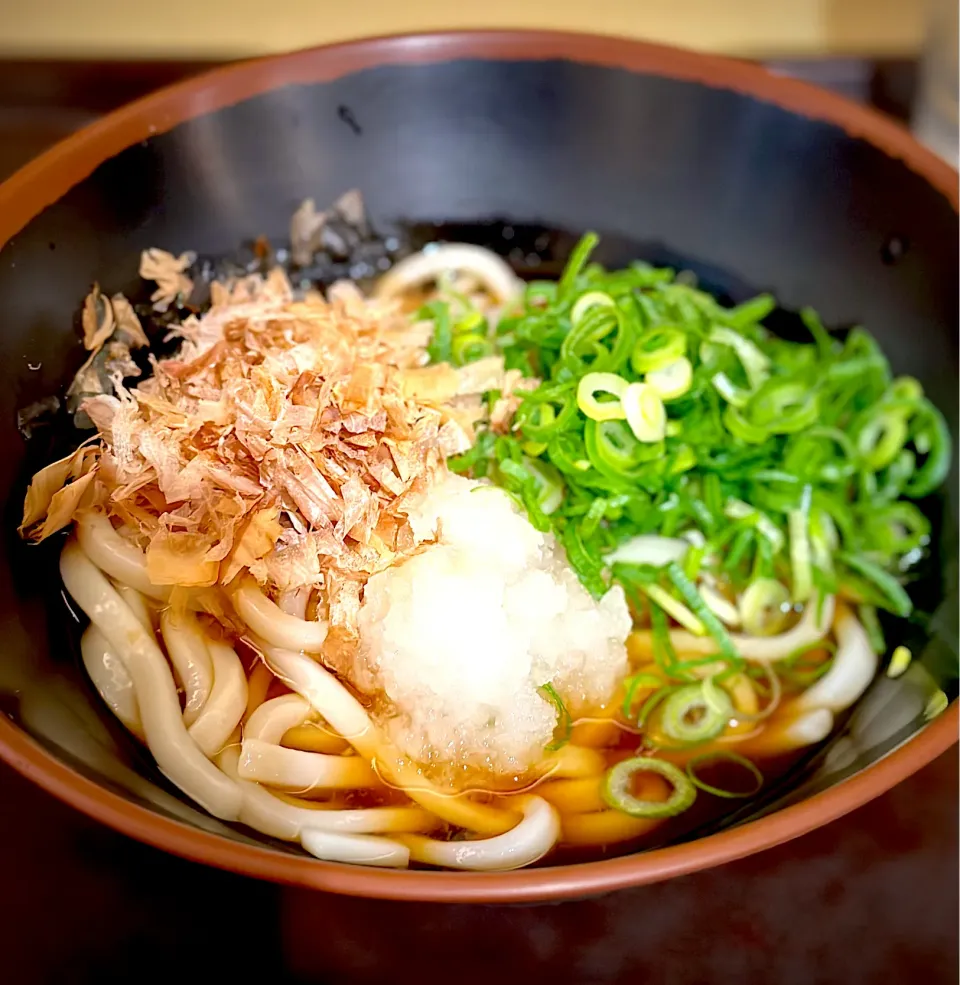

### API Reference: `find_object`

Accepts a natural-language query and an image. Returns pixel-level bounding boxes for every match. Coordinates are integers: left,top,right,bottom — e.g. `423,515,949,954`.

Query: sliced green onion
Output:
524,457,565,514
643,583,706,635
636,682,682,728
667,446,697,475
862,502,930,557
516,386,579,440
498,459,552,532
703,474,723,519
800,306,834,360
423,301,453,364
686,751,764,799
538,683,573,751
788,484,813,602
455,310,485,334
571,290,616,326
580,496,608,540
711,371,753,407
725,499,784,553
904,401,951,498
646,357,693,401
854,406,910,471
858,604,886,655
723,294,776,329
923,689,949,721
605,535,688,568
889,377,924,402
810,508,838,574
623,382,667,442
547,432,592,476
779,640,836,686
708,326,771,390
784,427,857,484
660,682,732,742
601,757,697,818
724,405,769,444
631,326,687,374
748,379,819,434
560,525,608,599
451,331,492,365
699,583,741,627
621,673,665,718
559,303,621,373
887,645,912,679
837,551,913,618
702,675,732,716
577,372,628,421
647,601,681,677
446,237,951,650
558,232,599,299
585,418,661,478
665,562,741,663
739,579,791,637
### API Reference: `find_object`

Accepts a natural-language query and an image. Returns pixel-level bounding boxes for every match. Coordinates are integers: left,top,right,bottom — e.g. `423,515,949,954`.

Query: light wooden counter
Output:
0,0,926,61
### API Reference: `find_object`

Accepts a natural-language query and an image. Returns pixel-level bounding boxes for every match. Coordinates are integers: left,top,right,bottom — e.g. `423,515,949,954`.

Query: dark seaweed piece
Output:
17,396,61,440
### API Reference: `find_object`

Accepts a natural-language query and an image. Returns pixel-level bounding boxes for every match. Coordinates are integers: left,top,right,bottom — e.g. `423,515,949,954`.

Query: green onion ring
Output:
660,682,733,743
631,326,688,374
602,756,697,818
621,673,665,719
686,751,764,799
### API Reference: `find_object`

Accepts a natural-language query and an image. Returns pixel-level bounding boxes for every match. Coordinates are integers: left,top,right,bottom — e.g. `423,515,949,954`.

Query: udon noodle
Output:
20,203,949,870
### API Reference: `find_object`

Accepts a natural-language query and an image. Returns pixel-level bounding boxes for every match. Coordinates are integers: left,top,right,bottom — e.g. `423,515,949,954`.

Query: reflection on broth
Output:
18,192,951,870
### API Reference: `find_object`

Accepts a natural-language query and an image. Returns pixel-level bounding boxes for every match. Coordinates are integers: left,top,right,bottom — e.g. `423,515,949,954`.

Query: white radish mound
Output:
357,474,631,777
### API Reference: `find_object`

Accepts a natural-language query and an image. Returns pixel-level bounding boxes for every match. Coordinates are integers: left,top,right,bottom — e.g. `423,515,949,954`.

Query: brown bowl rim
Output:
0,29,956,903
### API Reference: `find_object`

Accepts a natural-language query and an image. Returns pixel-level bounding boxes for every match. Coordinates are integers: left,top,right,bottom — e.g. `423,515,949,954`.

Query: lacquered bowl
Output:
0,31,956,903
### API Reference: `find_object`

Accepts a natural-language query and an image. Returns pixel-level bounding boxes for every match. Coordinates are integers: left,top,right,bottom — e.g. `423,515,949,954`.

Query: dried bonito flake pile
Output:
21,256,513,647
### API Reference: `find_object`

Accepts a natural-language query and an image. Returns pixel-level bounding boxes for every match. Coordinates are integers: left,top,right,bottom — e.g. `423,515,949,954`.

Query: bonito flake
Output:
22,259,512,642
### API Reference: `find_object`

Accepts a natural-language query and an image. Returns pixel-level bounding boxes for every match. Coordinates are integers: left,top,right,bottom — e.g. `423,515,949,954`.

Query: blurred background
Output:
0,0,956,183
0,2,955,983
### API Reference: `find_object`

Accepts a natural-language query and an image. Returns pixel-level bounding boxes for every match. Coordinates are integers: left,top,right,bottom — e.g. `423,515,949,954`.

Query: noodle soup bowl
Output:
0,31,956,902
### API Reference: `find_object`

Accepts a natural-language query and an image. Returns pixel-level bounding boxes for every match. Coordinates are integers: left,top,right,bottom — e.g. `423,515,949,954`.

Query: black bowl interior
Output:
0,55,956,860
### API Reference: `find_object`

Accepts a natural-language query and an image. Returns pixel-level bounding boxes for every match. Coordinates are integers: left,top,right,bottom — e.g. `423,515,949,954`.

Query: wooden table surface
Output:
0,1,928,61
1,749,954,984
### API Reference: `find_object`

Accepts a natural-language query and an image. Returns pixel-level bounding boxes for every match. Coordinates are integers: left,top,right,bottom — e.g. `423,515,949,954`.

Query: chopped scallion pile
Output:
440,233,946,633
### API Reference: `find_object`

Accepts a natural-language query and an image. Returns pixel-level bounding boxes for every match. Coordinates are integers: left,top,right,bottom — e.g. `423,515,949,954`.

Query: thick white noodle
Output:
160,608,214,727
373,243,523,305
238,738,378,790
61,539,241,819
188,640,248,757
258,641,518,836
795,607,877,713
655,595,836,662
234,580,328,652
244,694,313,742
277,588,310,620
300,829,410,868
76,512,169,601
80,625,144,738
763,708,834,751
398,796,561,871
217,747,435,840
112,582,155,633
257,643,372,741
545,745,607,779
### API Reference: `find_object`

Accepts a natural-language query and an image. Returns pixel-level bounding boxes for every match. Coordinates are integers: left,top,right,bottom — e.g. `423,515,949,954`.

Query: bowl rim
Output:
0,29,956,903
